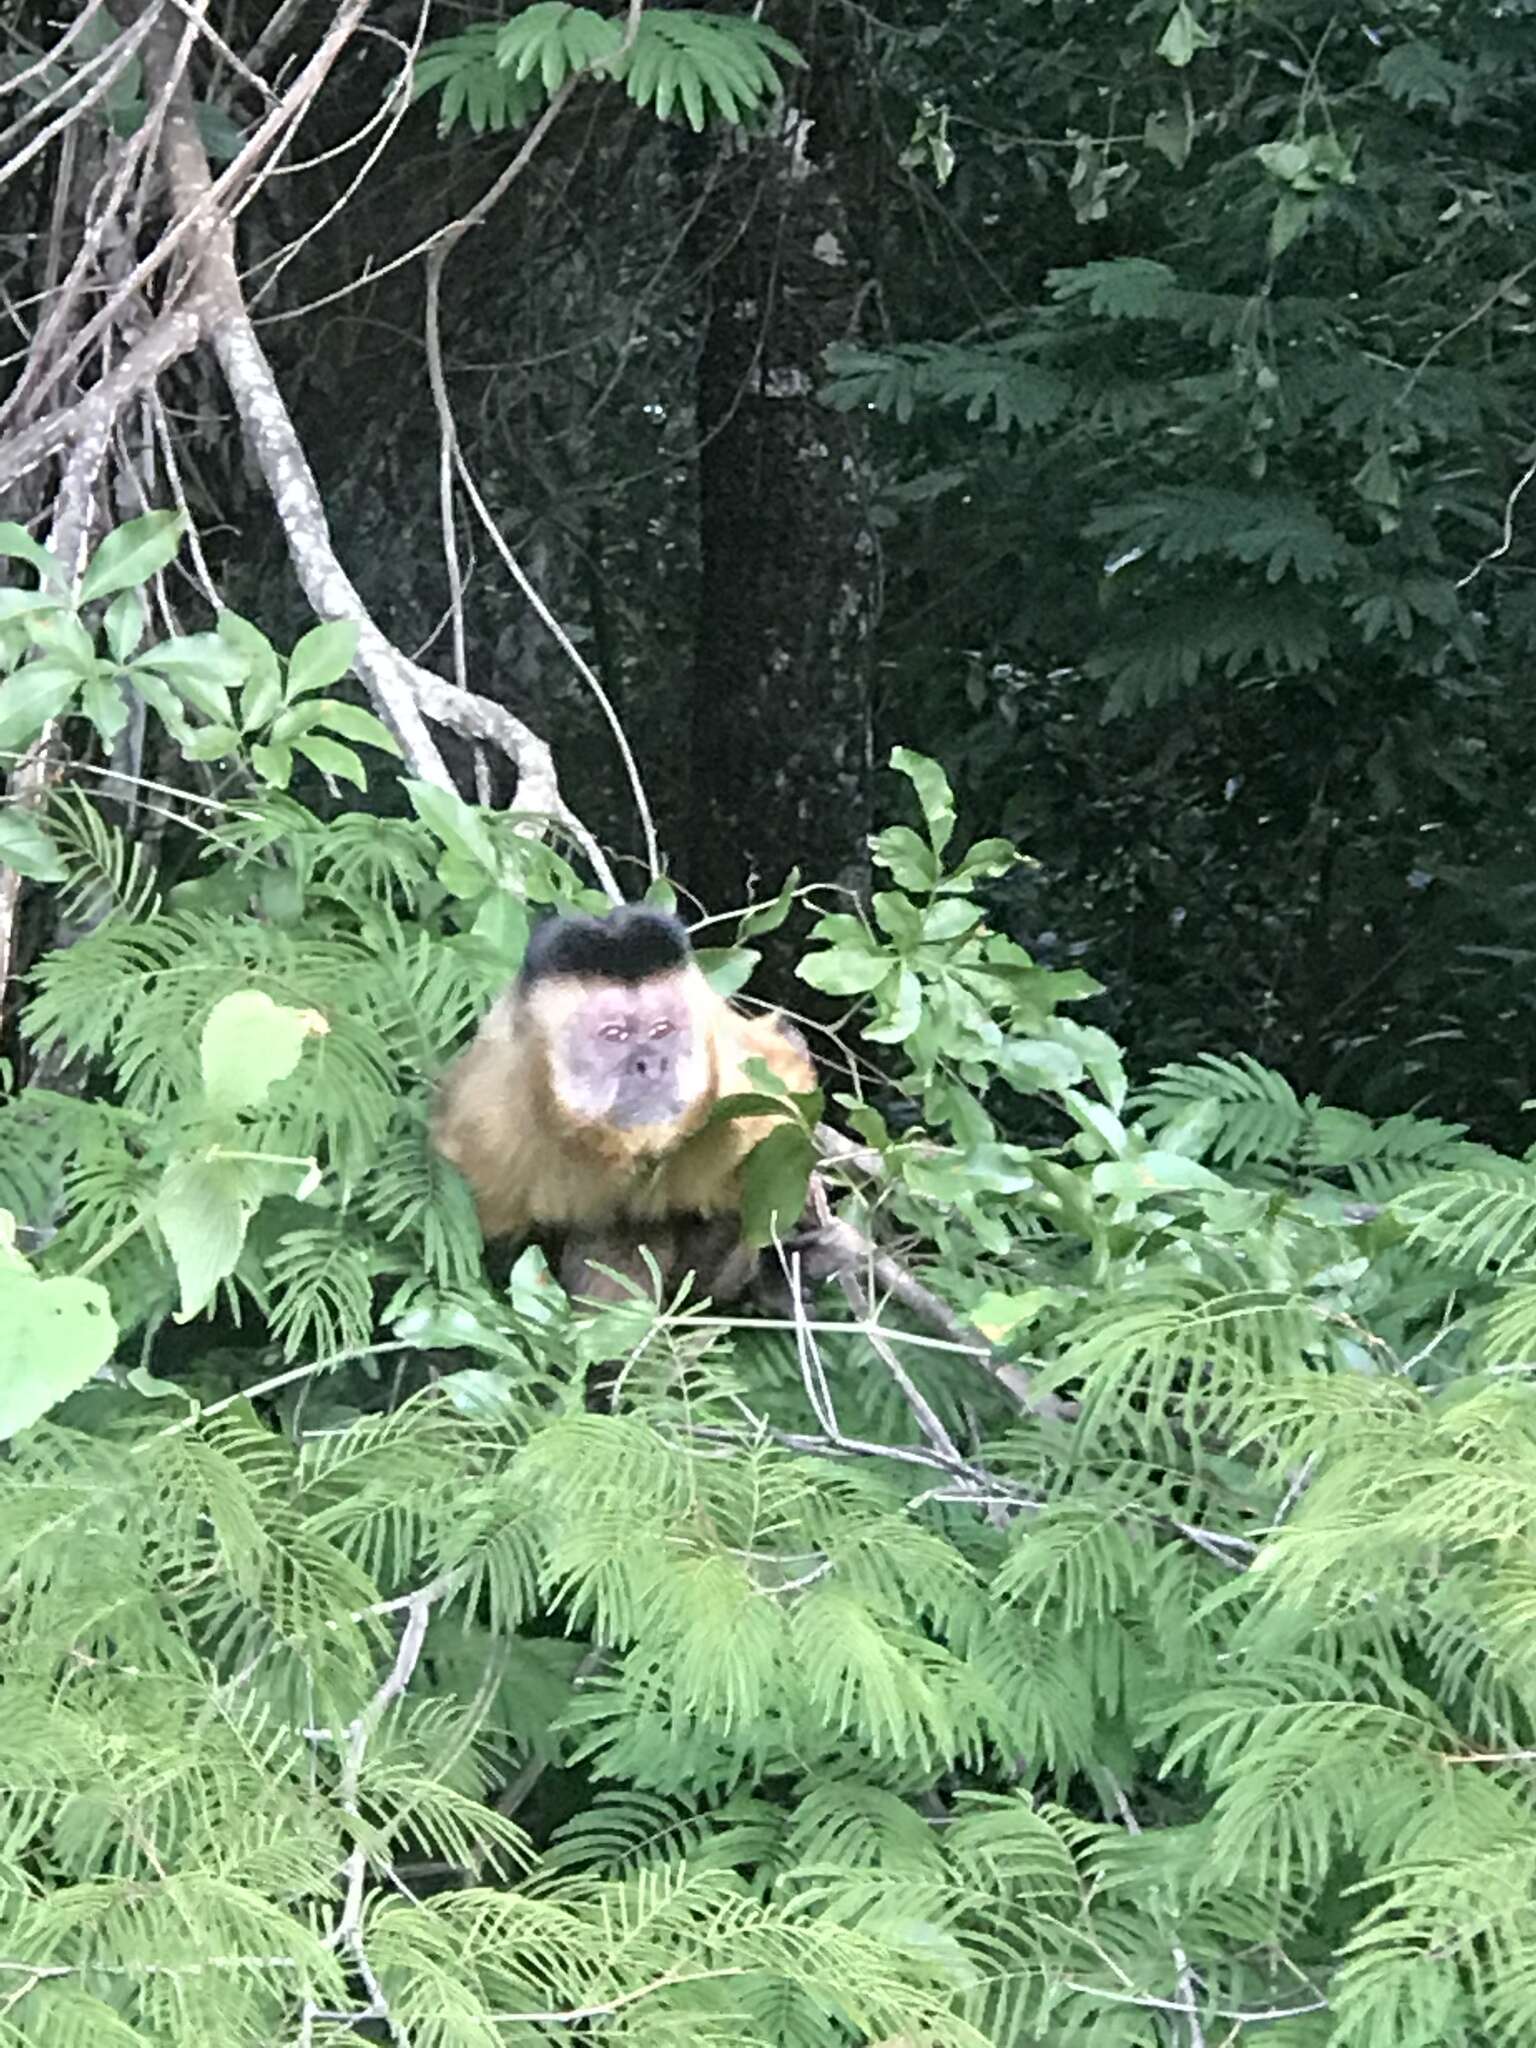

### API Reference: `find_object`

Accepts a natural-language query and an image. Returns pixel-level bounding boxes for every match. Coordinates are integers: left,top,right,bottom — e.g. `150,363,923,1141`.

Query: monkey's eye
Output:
599,1024,631,1043
649,1022,674,1039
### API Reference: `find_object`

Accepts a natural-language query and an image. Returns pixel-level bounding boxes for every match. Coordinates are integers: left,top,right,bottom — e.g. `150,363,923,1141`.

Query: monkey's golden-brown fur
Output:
430,960,815,1264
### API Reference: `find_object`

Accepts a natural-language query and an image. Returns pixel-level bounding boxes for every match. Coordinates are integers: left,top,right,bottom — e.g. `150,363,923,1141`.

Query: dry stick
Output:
0,304,201,490
809,1207,1076,1423
324,1584,440,2045
0,1,110,103
0,4,158,193
1,0,372,440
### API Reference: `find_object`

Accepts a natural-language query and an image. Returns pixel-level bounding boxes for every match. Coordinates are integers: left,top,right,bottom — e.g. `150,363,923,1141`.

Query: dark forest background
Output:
9,0,1534,1137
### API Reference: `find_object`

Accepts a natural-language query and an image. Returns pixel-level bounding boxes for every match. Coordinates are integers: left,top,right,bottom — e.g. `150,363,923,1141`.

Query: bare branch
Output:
0,305,202,495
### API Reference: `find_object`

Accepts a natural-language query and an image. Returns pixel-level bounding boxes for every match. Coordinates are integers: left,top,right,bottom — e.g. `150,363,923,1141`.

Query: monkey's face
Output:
536,971,706,1133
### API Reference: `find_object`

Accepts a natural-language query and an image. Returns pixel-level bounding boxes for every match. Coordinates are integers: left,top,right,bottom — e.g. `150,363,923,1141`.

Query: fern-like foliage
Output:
415,4,802,137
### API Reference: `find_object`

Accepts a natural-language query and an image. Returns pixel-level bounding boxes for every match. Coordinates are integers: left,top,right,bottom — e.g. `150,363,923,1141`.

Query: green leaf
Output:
864,963,923,1044
441,1368,522,1418
0,588,62,625
0,810,66,881
797,945,892,996
872,891,923,946
994,1038,1086,1092
870,826,940,892
286,618,360,698
970,1287,1058,1343
200,989,328,1115
220,611,283,728
947,836,1019,886
24,609,97,674
251,742,293,787
1269,190,1315,259
0,521,66,587
1091,1151,1229,1197
469,891,531,972
78,510,186,603
129,669,195,745
294,699,401,756
103,590,145,662
179,724,241,762
694,945,759,999
133,632,248,724
0,1267,117,1438
738,868,800,940
740,1122,816,1249
1156,0,1214,67
0,662,80,753
155,1156,256,1323
406,778,502,876
293,734,367,787
891,746,956,855
921,899,982,943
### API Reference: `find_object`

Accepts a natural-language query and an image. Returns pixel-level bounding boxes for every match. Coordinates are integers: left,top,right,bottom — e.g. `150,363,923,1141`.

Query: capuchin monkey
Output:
430,905,820,1311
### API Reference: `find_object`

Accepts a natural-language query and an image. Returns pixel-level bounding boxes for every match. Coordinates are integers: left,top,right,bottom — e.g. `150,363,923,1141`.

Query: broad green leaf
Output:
179,724,241,762
287,618,360,698
293,734,367,787
1091,1151,1229,1197
891,746,956,855
970,1287,1058,1343
200,989,329,1114
740,1122,817,1249
921,898,982,943
406,778,502,875
906,1143,1036,1200
0,662,80,753
24,609,97,673
1156,0,1214,66
0,588,62,624
469,891,531,972
155,1156,256,1323
78,509,186,602
0,810,66,881
797,945,892,996
251,741,293,787
694,945,758,999
872,891,923,946
1269,190,1315,259
946,837,1019,886
738,867,800,939
103,590,145,661
295,699,401,756
864,964,923,1044
129,668,195,745
442,1367,522,1416
1060,1088,1127,1158
0,1267,117,1438
134,631,246,706
870,825,940,892
0,521,65,587
221,611,283,728
994,1038,1086,1092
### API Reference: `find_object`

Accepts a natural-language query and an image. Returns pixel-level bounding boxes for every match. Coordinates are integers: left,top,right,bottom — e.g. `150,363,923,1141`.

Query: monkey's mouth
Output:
605,1092,686,1131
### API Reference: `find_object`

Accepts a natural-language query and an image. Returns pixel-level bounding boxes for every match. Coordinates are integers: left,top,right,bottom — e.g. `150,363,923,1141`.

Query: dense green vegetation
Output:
4,2,1536,2043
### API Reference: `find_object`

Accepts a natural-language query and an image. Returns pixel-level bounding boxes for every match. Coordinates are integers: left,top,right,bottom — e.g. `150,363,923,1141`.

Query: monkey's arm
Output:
429,1001,541,1240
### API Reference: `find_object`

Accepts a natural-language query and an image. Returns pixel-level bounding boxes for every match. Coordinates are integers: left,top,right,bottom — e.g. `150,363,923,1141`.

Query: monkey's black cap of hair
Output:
519,906,692,988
